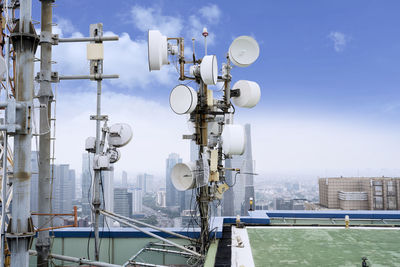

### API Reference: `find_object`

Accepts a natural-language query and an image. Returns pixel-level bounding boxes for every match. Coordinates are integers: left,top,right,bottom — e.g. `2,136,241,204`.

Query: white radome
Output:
221,124,246,155
169,85,198,115
232,80,261,108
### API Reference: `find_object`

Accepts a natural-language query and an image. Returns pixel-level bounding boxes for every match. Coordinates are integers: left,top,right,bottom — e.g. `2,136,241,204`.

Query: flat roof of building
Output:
247,227,400,266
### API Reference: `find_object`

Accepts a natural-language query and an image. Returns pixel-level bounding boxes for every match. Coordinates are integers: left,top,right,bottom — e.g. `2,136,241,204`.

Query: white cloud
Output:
54,16,77,35
130,5,183,37
130,5,220,47
43,18,177,90
328,31,349,52
234,112,400,178
51,88,190,177
199,4,221,24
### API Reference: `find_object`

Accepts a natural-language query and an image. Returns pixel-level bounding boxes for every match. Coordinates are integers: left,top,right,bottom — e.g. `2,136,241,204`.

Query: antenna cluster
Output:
148,28,261,254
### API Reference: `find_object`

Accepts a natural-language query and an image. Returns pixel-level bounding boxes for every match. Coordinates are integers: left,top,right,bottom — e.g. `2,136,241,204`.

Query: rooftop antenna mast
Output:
148,28,261,257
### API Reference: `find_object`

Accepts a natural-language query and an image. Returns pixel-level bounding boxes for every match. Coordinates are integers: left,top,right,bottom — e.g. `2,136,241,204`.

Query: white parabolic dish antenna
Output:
108,123,133,148
169,85,198,115
171,162,196,191
229,36,260,67
221,124,246,155
232,80,261,108
148,30,168,71
200,55,218,85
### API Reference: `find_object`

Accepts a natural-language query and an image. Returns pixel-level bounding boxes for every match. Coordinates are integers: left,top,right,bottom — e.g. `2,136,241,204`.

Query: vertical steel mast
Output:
90,23,104,261
36,0,54,266
8,0,39,266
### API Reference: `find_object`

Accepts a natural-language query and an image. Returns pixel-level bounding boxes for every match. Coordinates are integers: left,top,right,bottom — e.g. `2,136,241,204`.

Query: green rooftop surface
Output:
247,227,400,267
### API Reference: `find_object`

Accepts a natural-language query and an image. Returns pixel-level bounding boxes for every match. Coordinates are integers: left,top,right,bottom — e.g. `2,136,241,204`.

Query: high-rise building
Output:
122,171,128,188
243,124,255,215
223,124,255,216
101,169,114,213
131,188,143,214
114,187,130,218
52,164,76,214
165,153,182,207
157,190,166,207
81,153,93,218
319,177,400,210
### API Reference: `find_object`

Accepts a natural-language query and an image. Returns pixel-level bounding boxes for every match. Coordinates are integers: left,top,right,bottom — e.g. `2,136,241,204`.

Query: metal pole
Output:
1,132,8,267
58,36,118,43
100,209,196,242
100,210,201,257
0,23,11,267
88,23,104,262
36,0,54,266
93,79,102,261
197,81,209,255
29,250,121,267
9,0,38,266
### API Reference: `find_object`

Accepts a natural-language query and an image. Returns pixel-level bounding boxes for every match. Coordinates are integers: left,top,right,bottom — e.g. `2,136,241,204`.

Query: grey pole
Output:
89,23,104,261
36,0,54,266
1,131,8,267
93,79,102,261
8,0,39,266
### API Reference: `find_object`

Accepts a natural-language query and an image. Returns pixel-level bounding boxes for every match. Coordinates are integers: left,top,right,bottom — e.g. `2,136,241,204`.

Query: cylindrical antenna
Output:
202,27,208,55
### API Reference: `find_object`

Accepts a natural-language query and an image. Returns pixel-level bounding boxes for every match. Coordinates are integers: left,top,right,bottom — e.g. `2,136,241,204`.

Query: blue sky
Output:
30,1,400,179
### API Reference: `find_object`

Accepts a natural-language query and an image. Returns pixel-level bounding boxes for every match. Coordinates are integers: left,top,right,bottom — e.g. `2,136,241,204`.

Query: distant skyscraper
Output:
114,187,130,218
52,164,76,213
69,169,76,200
131,188,143,214
243,124,255,215
122,171,128,187
223,123,255,216
81,153,93,217
166,153,182,207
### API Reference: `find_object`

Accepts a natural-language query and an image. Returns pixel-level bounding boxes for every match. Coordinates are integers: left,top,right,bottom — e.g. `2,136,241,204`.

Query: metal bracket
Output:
90,115,108,121
35,71,59,83
39,31,52,44
5,218,35,250
52,33,59,45
182,134,196,140
230,89,241,98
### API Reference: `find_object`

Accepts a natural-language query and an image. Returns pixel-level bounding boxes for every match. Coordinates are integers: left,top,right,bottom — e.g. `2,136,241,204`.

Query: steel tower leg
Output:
8,0,39,266
36,0,54,266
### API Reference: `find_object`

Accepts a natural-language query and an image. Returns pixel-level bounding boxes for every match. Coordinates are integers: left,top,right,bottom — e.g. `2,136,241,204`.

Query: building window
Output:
387,181,396,196
374,196,383,210
387,196,397,210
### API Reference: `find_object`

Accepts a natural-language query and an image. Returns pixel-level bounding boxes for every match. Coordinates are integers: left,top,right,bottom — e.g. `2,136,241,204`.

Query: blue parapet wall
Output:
51,217,224,239
259,210,400,220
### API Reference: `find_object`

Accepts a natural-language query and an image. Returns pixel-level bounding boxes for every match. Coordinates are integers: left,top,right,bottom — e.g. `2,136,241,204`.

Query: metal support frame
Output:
29,250,121,267
101,209,195,242
36,0,54,266
90,22,106,262
100,210,201,258
7,1,39,266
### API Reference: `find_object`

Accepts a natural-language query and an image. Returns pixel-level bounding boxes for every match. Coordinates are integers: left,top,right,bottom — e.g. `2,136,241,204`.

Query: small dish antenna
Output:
200,55,218,85
107,123,133,147
229,36,260,67
148,30,168,71
169,84,198,115
171,162,196,191
232,80,261,108
221,124,246,155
